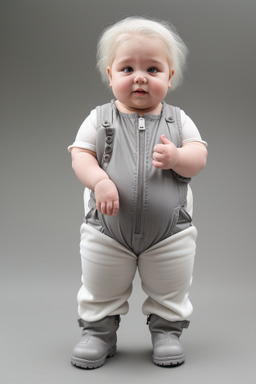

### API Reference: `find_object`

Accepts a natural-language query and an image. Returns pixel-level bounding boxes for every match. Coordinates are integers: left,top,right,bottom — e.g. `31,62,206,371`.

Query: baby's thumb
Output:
161,135,171,145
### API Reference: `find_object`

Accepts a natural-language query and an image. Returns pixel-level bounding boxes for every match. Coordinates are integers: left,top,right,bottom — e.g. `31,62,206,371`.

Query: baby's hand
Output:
94,179,119,216
152,135,179,170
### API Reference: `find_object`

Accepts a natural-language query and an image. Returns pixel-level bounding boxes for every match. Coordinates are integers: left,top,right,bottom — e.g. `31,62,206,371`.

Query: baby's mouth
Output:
134,89,148,95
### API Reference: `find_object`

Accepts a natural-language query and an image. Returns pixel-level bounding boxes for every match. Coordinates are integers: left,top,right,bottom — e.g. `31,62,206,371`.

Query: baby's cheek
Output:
153,82,169,98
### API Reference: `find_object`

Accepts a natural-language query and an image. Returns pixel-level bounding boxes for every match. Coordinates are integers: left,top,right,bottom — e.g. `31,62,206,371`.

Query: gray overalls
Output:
85,100,192,255
77,100,197,322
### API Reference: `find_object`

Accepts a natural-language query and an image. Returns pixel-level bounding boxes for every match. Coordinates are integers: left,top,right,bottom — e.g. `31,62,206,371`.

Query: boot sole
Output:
71,345,116,369
153,353,185,367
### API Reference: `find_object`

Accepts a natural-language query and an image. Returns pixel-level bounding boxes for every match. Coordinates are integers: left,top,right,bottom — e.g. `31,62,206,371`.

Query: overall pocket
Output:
171,207,192,235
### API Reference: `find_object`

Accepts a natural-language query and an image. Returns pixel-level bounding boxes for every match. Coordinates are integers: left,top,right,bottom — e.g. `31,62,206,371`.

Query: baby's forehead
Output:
117,32,164,45
114,33,167,55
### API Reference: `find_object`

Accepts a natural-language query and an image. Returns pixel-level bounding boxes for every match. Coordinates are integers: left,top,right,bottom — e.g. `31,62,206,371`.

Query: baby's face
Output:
107,34,174,115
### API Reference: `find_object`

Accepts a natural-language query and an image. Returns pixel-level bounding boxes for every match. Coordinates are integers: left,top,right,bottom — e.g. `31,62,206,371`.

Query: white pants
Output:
77,223,197,322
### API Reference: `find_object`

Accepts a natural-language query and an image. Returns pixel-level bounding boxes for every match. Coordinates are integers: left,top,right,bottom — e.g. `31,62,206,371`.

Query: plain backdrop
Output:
1,0,256,383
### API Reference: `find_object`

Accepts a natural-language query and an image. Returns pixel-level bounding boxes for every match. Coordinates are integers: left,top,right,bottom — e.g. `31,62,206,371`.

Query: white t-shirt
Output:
68,107,207,152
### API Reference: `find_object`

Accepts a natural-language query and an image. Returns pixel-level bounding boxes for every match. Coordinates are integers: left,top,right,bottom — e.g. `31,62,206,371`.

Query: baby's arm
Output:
71,147,119,216
152,135,207,177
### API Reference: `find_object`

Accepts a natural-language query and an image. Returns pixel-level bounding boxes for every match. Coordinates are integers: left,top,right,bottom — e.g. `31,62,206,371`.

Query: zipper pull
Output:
138,117,145,131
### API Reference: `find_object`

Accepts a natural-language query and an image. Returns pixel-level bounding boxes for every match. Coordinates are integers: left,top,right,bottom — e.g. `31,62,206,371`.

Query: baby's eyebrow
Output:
115,57,134,65
148,58,164,66
115,57,164,67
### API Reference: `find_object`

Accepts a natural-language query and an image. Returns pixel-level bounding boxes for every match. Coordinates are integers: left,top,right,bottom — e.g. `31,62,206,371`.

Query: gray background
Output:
1,0,256,383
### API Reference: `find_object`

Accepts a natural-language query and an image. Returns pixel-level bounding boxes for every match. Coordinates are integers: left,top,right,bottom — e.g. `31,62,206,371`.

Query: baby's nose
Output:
134,73,147,83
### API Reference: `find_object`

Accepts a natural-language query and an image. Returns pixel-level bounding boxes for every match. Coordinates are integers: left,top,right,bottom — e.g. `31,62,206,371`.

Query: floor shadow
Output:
112,347,152,365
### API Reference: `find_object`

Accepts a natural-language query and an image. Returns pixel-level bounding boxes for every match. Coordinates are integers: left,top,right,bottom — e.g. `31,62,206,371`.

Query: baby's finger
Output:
100,201,106,215
106,201,114,216
153,152,164,162
112,200,119,216
152,159,164,169
153,144,164,154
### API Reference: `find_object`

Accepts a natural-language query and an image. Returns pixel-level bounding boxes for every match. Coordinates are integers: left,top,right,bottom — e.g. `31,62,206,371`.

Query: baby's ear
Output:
168,69,175,88
107,67,112,86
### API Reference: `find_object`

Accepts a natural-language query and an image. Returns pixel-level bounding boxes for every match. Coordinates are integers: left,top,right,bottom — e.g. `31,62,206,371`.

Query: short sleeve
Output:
180,110,207,147
67,108,98,152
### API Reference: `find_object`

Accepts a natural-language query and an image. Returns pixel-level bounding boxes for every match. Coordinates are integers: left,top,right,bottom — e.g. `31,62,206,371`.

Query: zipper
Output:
134,117,146,235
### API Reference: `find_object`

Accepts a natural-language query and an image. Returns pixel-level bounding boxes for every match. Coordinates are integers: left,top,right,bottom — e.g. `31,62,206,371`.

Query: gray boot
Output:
71,315,120,369
147,314,190,367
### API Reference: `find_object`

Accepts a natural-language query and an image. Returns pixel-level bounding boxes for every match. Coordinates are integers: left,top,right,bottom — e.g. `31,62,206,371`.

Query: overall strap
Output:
163,104,182,148
96,103,115,167
96,102,114,131
164,103,191,184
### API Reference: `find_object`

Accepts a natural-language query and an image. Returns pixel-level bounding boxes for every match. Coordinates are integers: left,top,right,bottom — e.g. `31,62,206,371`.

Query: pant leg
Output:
77,223,137,322
138,226,197,321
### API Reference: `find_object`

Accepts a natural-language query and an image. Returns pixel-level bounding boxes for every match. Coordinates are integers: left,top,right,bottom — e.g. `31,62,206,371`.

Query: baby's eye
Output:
147,67,159,74
122,67,133,73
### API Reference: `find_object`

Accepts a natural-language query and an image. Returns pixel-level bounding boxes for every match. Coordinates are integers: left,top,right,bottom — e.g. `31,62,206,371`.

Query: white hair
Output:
97,16,188,90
